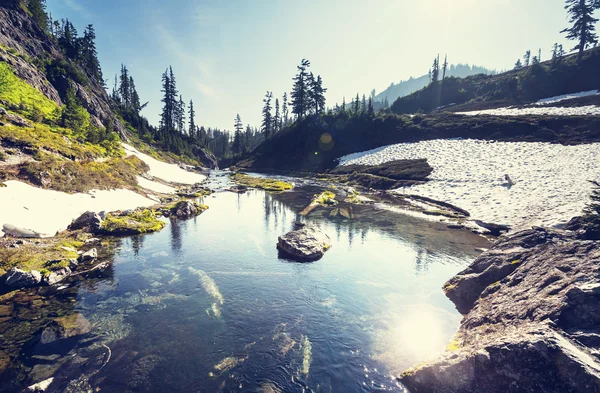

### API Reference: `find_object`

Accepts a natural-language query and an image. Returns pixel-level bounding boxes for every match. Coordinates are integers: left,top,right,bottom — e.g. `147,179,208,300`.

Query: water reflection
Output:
0,186,488,393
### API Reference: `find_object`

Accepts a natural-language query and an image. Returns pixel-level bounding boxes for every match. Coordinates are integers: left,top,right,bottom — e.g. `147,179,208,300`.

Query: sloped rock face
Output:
277,226,331,261
0,4,128,137
400,227,600,393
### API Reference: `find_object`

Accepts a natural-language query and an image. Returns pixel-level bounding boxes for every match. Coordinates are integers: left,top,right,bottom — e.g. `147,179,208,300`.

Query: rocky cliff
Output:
400,227,600,393
0,0,128,137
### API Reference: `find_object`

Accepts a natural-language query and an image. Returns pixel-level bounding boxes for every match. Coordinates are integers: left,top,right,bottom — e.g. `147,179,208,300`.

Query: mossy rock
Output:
231,173,293,192
101,209,166,236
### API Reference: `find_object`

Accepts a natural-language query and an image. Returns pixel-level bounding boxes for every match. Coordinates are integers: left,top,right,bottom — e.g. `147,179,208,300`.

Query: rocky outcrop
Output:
79,248,97,263
168,200,208,219
0,4,129,137
400,227,600,393
277,226,331,261
68,211,103,233
4,267,42,288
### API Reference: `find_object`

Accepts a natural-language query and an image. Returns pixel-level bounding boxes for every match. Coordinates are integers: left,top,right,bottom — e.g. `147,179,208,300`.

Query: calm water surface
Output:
0,185,489,393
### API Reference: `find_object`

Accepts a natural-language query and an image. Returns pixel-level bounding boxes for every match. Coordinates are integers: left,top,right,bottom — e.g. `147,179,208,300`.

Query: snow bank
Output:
122,143,206,185
339,140,600,229
535,90,600,105
0,180,155,236
136,176,176,194
456,105,600,117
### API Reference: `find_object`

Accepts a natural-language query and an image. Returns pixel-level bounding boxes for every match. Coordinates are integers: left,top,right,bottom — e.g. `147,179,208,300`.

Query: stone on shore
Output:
68,211,103,233
4,268,42,288
78,248,97,263
399,227,600,393
277,226,331,261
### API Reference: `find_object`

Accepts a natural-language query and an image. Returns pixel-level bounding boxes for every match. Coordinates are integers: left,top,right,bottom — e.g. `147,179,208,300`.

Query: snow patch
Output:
339,139,600,230
535,90,600,105
0,180,155,236
136,176,176,194
456,105,600,117
123,143,206,185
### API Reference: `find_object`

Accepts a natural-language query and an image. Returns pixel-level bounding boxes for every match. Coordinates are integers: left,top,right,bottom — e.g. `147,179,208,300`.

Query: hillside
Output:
0,0,216,195
375,64,495,105
237,111,600,173
391,48,600,114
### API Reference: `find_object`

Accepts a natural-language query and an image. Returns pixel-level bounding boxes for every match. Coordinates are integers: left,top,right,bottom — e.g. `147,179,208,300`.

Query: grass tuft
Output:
231,173,293,192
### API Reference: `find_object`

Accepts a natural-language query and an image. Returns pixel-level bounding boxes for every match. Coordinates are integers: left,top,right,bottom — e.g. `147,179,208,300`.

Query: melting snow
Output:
535,90,600,105
136,176,176,194
456,105,600,117
339,139,600,230
123,143,206,185
0,180,155,236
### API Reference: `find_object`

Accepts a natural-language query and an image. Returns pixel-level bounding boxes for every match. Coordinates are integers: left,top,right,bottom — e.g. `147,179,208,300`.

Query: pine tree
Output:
119,64,131,108
291,59,310,119
188,100,196,136
81,25,102,82
232,114,243,155
261,91,273,139
243,125,253,153
341,97,346,114
442,54,449,81
273,98,280,134
312,75,326,115
28,0,48,32
532,55,540,65
177,95,186,134
111,74,120,104
431,55,440,83
367,97,374,116
282,92,289,127
160,68,174,138
524,50,531,67
562,0,599,61
352,93,360,115
130,76,140,113
360,94,367,114
514,59,523,69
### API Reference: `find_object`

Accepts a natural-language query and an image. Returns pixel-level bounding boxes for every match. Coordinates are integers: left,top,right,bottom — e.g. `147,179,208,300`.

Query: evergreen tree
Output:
341,97,346,113
188,100,196,136
59,19,79,59
232,114,243,155
81,25,103,82
514,59,523,69
431,55,440,83
352,93,360,115
273,98,280,134
28,0,48,32
130,76,140,113
367,97,374,116
160,68,174,138
442,54,448,81
361,94,367,114
282,92,289,127
111,74,120,104
311,75,326,115
177,95,186,134
119,64,131,108
524,50,531,67
562,0,599,61
291,59,310,119
532,55,540,65
243,125,253,153
261,91,273,139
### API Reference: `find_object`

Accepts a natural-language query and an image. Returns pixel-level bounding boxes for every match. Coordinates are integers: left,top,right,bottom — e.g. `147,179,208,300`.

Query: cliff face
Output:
0,3,128,137
400,227,600,393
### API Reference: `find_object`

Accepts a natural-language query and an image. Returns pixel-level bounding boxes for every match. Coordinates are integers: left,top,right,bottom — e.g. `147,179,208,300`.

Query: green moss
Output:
314,190,336,205
231,173,293,192
443,283,457,291
446,336,462,351
101,209,166,236
0,62,59,121
511,259,521,265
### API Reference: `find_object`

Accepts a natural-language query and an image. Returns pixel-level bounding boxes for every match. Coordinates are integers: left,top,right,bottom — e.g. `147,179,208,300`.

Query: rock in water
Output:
68,211,103,233
277,226,331,261
4,268,42,288
40,314,91,344
400,227,600,393
79,248,97,263
172,200,197,218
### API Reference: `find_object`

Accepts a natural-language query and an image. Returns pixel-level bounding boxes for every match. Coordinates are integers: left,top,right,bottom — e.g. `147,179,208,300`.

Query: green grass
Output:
314,190,336,205
231,173,293,192
101,209,166,236
0,62,59,121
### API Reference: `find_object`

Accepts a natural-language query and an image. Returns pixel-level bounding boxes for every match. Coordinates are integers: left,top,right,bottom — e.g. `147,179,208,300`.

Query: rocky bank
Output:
400,227,600,393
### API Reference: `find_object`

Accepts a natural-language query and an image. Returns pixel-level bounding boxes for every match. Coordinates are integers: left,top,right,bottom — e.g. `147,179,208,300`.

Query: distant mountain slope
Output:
375,64,495,104
391,48,600,115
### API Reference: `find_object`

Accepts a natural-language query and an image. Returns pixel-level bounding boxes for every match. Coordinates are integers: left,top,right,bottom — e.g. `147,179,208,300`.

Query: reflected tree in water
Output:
169,218,182,254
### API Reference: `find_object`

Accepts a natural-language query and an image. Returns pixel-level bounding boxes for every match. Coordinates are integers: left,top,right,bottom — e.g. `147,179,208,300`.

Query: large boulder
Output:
170,200,208,219
4,267,42,288
277,226,331,261
68,211,103,233
78,248,97,263
400,228,600,393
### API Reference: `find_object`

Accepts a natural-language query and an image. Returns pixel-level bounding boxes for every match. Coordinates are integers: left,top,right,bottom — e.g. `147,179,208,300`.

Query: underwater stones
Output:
68,211,103,233
4,268,42,288
79,248,97,263
277,226,331,261
43,267,71,286
40,314,91,344
0,350,9,374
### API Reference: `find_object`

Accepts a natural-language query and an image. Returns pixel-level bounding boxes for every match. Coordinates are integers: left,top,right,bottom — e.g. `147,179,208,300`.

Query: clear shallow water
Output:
0,187,488,393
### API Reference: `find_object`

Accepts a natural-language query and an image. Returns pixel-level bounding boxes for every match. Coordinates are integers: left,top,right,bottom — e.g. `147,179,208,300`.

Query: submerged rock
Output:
400,227,600,393
4,268,42,288
40,314,91,344
277,226,331,261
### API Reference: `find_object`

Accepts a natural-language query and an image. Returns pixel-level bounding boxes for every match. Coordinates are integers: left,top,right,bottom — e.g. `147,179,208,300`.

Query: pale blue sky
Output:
46,0,584,130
